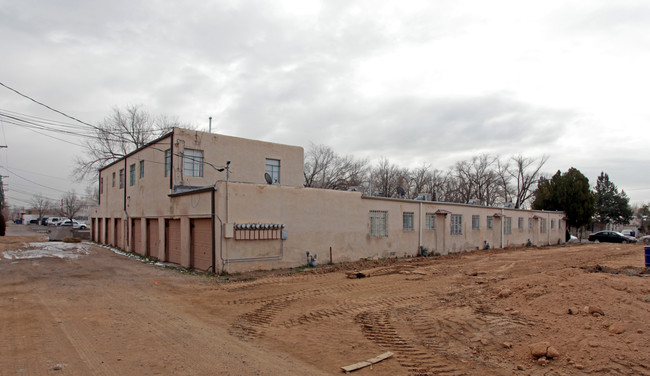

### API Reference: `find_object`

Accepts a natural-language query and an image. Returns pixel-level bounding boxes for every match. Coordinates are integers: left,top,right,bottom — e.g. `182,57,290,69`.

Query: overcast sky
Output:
1,0,649,209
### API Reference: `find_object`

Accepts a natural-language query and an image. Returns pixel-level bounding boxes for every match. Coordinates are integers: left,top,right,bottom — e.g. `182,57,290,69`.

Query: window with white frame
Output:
487,216,493,229
504,217,512,234
472,215,480,230
183,149,204,177
403,212,414,231
451,214,462,235
425,213,436,230
541,218,547,233
369,210,388,237
518,217,524,230
164,149,171,177
266,159,281,184
139,160,144,178
129,164,136,186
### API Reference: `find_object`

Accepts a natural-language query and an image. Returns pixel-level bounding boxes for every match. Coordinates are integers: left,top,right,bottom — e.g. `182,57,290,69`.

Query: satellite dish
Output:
397,186,406,197
264,172,273,184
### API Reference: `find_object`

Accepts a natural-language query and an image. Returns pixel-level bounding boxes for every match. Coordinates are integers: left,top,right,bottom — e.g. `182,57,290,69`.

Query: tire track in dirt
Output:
355,310,470,376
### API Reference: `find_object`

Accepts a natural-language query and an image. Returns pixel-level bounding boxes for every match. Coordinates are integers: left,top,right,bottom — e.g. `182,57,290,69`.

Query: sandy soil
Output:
2,223,649,375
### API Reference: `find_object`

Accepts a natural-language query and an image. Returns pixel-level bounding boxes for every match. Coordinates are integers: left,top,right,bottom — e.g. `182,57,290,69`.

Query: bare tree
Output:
30,194,51,221
508,155,549,209
370,158,406,198
74,105,191,181
304,144,369,190
58,191,84,222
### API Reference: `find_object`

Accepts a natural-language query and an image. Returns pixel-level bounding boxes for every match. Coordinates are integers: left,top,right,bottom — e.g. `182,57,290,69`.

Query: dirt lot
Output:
2,223,650,375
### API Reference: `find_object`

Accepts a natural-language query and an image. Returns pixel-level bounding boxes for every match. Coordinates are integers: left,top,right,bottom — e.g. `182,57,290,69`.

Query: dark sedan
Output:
588,231,637,244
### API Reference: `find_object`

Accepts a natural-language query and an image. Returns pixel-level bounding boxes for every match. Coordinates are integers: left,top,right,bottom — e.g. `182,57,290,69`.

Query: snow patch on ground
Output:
2,242,90,260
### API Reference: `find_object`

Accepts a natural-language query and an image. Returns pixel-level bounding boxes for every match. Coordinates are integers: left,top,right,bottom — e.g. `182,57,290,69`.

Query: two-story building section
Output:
91,127,566,274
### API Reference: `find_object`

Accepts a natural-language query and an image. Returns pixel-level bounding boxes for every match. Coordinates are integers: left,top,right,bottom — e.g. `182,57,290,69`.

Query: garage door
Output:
115,218,123,249
166,219,182,264
147,219,159,258
132,218,143,255
191,219,212,271
107,219,114,246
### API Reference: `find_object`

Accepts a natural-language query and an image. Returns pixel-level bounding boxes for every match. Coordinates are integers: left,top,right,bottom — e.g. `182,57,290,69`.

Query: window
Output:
487,216,493,229
472,215,480,230
558,220,562,229
100,177,103,194
112,172,116,187
183,149,204,177
451,214,462,235
541,218,547,233
504,217,512,234
129,164,136,186
518,217,524,230
139,160,144,178
529,218,533,230
551,219,555,229
266,159,281,184
403,212,414,231
164,149,171,177
425,213,436,230
369,210,388,237
119,169,125,189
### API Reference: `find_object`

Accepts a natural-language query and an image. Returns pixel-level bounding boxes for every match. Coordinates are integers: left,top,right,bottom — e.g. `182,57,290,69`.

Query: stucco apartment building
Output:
90,128,566,274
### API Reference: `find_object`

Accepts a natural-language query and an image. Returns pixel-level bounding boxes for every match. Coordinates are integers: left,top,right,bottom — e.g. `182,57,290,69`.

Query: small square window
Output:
425,213,436,230
183,149,204,177
266,159,281,184
370,210,388,237
472,215,480,230
451,214,462,235
403,212,414,231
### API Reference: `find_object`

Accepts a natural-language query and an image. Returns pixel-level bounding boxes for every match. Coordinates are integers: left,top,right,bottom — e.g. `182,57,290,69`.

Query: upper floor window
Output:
425,213,436,230
183,149,204,177
266,159,280,184
100,177,104,194
112,172,116,187
403,212,414,231
129,164,136,186
451,214,462,235
369,210,388,237
472,215,480,230
119,169,125,189
139,160,145,178
164,149,171,177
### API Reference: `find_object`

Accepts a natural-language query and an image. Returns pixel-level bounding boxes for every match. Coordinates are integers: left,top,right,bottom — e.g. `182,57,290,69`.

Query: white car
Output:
57,220,87,230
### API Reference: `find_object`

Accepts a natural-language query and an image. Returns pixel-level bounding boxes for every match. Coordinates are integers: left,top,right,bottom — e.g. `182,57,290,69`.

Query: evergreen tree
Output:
593,172,633,225
532,167,595,229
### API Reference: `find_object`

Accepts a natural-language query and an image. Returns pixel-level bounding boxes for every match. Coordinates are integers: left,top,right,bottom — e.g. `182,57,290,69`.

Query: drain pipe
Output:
211,186,224,275
418,202,423,254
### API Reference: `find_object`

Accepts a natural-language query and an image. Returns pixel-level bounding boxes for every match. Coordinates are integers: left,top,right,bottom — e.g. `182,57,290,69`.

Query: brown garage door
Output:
132,218,143,255
191,219,212,271
115,219,123,249
147,219,159,258
166,219,181,265
107,219,114,246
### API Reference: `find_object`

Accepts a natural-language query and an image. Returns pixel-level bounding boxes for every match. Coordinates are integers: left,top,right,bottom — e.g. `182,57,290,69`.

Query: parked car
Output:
588,231,637,244
640,235,650,244
621,229,636,237
47,217,62,226
57,220,88,230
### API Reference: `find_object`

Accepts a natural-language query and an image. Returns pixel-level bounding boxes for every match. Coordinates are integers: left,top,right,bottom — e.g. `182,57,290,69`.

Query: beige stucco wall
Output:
91,128,566,274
